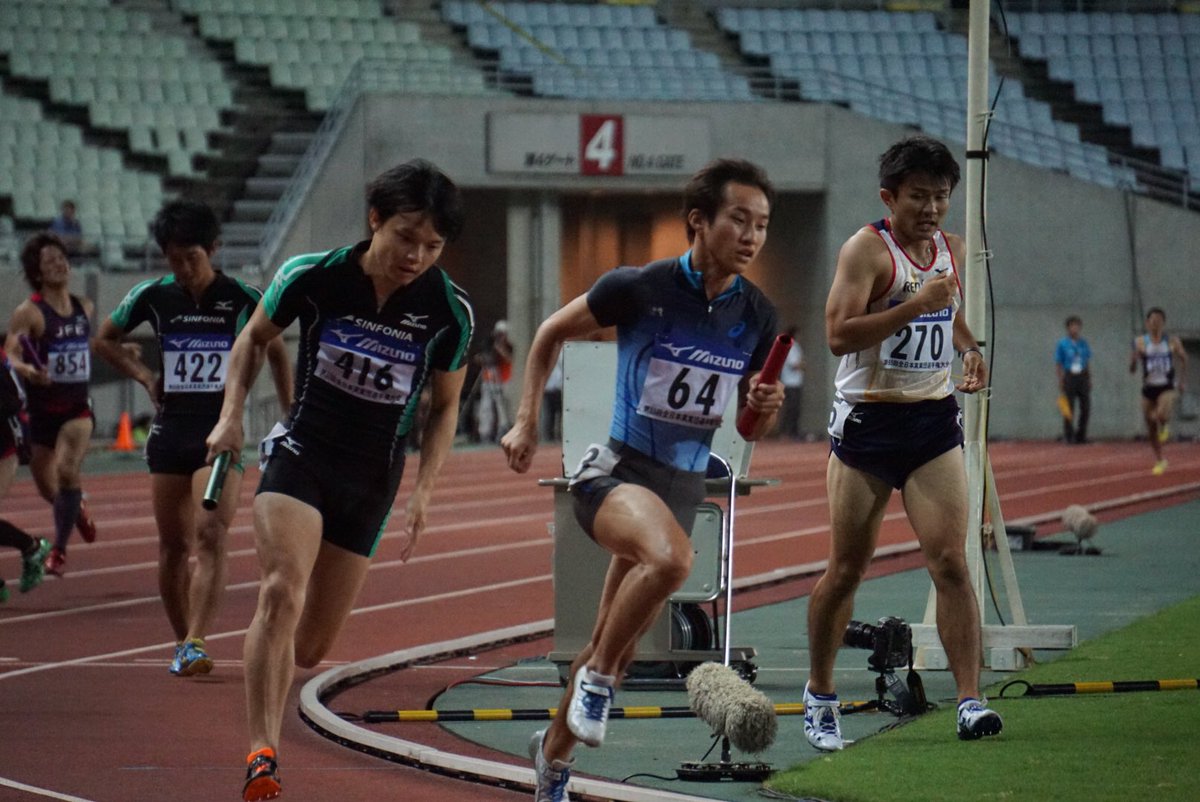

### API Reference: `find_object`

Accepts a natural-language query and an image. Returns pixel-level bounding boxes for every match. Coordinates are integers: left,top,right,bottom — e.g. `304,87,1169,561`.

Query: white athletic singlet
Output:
833,220,960,404
1140,334,1175,388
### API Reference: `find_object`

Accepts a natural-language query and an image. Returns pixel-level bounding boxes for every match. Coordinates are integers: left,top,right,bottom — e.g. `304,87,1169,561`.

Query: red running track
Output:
0,439,1197,801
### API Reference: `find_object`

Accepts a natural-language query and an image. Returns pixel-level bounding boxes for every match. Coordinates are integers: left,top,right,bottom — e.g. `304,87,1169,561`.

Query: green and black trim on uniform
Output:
262,241,474,468
110,272,262,419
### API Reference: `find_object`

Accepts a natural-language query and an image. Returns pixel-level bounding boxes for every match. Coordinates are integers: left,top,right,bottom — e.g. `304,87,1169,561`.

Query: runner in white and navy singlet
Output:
1129,307,1188,473
807,136,1001,750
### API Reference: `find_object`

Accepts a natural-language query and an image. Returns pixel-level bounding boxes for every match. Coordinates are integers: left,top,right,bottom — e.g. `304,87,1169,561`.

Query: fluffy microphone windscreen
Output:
686,662,777,754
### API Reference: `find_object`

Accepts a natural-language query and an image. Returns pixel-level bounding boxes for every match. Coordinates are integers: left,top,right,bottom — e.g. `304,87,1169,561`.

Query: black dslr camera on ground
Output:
843,616,927,717
844,616,912,672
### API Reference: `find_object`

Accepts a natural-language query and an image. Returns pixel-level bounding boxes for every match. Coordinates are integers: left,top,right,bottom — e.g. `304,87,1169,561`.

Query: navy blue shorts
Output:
1141,385,1174,403
256,438,405,558
29,403,93,449
569,440,706,540
829,395,963,490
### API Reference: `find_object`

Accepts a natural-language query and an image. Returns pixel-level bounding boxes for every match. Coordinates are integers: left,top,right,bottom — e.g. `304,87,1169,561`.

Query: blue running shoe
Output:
565,666,614,747
529,729,573,802
170,639,214,676
20,538,52,593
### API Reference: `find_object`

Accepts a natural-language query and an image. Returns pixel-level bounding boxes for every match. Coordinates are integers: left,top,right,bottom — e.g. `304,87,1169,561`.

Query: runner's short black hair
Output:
682,158,775,243
878,135,961,194
151,199,220,252
19,232,68,291
367,159,464,242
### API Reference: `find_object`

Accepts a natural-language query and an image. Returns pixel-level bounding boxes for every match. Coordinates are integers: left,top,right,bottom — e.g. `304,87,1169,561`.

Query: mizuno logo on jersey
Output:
214,300,234,311
400,313,429,330
357,337,418,363
686,349,747,372
279,436,302,456
167,336,229,350
660,342,694,358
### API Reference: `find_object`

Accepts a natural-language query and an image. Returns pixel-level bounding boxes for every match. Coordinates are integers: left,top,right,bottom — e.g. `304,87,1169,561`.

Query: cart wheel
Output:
672,602,716,651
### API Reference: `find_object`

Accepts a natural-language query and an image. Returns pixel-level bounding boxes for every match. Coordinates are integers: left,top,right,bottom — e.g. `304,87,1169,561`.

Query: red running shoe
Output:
44,546,66,577
75,497,97,543
243,748,281,801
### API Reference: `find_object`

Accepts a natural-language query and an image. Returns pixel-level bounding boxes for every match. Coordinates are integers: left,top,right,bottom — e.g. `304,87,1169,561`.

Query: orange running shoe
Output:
76,497,97,543
243,748,281,801
44,546,66,577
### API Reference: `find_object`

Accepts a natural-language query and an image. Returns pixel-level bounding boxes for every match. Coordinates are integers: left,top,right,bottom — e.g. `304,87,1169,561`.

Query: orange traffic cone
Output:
112,411,135,452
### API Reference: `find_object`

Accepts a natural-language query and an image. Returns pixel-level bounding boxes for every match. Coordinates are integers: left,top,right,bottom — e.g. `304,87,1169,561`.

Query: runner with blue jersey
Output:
204,160,473,802
502,159,783,802
95,200,293,678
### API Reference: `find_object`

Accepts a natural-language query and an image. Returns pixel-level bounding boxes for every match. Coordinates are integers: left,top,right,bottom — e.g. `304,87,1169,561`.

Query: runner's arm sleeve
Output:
586,267,644,328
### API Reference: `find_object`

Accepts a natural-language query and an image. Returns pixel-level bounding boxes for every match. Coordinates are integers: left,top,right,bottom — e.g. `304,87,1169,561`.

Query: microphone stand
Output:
677,453,774,783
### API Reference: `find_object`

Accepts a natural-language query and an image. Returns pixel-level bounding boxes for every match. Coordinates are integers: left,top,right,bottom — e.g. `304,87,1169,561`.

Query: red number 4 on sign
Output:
580,115,623,176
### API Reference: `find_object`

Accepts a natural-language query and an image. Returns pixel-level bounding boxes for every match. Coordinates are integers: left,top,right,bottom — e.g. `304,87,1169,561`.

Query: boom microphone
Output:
736,334,792,438
686,662,777,754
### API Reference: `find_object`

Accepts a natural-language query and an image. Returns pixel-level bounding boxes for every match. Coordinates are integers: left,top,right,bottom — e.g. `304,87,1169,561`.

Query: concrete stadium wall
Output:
3,95,1196,441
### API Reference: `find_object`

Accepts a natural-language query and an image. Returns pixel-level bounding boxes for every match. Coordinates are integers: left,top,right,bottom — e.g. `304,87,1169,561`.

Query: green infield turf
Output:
766,594,1200,802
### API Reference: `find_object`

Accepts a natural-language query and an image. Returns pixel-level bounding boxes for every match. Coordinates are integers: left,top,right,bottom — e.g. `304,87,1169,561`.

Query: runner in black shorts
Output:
95,200,293,677
502,159,783,800
0,347,52,604
806,136,1000,751
5,232,98,576
205,160,474,802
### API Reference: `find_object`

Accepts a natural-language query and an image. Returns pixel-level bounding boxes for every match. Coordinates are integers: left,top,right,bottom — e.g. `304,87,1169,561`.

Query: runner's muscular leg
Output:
543,556,637,763
807,454,891,694
245,491,324,753
151,473,195,641
53,417,92,490
586,483,693,676
185,464,242,641
293,540,372,668
29,445,57,503
902,447,981,701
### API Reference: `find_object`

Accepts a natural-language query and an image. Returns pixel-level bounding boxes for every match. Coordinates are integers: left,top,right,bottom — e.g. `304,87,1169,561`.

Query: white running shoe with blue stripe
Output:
566,666,615,747
803,682,845,751
529,729,573,802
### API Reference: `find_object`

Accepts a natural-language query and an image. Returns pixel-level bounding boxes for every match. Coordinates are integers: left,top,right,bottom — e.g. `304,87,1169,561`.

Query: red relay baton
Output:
736,333,792,438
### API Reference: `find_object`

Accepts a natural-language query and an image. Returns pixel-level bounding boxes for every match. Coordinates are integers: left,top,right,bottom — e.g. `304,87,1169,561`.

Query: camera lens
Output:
843,620,877,650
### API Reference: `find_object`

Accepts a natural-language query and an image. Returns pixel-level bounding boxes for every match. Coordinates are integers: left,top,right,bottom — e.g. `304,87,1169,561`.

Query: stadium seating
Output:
441,0,756,102
0,0,233,178
1008,11,1199,178
716,6,1139,189
179,0,496,110
0,92,164,251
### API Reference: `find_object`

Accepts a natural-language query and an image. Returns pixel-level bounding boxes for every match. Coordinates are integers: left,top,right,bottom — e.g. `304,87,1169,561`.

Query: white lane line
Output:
0,777,98,801
0,574,551,682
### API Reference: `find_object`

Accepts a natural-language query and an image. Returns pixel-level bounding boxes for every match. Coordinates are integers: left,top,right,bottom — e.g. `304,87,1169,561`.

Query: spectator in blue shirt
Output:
1055,315,1092,443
